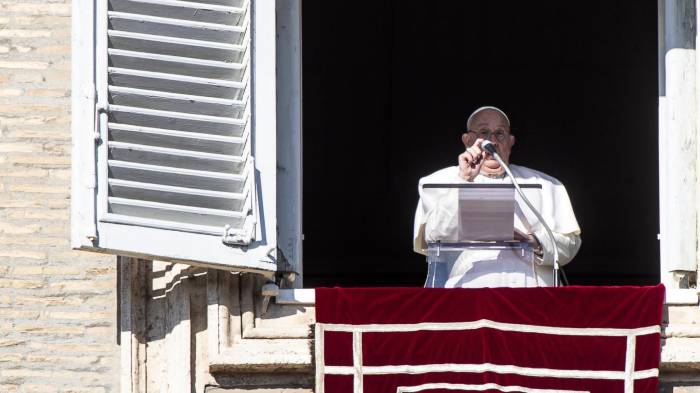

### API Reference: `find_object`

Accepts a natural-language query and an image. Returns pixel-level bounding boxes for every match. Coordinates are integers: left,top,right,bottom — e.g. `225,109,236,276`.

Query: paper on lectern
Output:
458,187,514,241
422,185,515,242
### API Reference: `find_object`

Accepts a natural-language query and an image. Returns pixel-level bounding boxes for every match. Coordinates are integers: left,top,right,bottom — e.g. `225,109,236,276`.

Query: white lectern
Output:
421,183,543,288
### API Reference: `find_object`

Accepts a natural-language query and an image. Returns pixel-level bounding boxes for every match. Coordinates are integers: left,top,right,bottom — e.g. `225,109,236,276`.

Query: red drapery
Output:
315,285,664,393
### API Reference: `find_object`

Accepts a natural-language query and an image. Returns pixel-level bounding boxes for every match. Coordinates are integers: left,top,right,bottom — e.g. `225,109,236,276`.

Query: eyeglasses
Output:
468,129,510,142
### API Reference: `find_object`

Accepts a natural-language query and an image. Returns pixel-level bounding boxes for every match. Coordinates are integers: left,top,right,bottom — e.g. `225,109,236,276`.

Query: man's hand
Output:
514,228,543,257
458,138,487,182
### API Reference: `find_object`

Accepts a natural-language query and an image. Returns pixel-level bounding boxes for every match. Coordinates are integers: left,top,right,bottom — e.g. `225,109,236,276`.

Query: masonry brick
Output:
52,30,72,39
29,343,114,353
48,280,113,294
0,340,26,349
43,69,71,82
61,388,106,393
14,295,83,306
22,385,60,393
84,326,113,337
0,279,44,289
52,370,107,382
25,88,67,97
0,169,48,177
0,60,49,69
8,184,66,193
47,311,110,320
42,266,82,275
0,30,51,38
0,104,65,114
9,72,44,83
0,309,39,319
25,354,100,365
668,305,700,325
0,143,43,153
12,266,44,275
3,4,71,16
668,387,700,393
0,250,47,260
43,144,70,155
46,199,70,209
14,16,70,27
36,45,70,55
0,222,41,234
10,154,70,166
42,223,70,234
13,325,84,335
0,116,54,126
0,200,44,208
51,251,109,263
85,267,114,277
7,129,71,139
12,45,33,53
8,209,69,220
1,369,51,379
83,295,113,306
48,169,71,179
0,353,23,362
0,88,22,96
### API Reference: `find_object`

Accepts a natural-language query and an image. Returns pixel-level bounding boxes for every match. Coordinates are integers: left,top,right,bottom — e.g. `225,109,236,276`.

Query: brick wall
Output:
0,2,119,392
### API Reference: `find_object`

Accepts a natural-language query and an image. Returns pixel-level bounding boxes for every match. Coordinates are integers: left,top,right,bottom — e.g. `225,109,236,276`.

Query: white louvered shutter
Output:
72,0,277,271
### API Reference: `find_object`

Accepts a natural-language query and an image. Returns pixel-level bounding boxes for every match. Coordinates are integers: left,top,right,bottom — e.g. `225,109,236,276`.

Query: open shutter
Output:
72,0,277,272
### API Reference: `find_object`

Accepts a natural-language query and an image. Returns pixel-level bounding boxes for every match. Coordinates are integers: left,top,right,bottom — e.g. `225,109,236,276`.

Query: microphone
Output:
480,140,498,155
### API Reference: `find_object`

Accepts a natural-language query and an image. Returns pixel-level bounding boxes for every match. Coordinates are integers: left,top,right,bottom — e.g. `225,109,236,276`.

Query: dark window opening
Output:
302,1,659,287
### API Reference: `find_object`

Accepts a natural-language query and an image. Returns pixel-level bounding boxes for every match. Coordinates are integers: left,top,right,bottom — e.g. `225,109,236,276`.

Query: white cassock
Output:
413,164,582,288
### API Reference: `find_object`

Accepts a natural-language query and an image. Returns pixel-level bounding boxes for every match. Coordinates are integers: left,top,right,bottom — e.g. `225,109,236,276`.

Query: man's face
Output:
462,109,515,168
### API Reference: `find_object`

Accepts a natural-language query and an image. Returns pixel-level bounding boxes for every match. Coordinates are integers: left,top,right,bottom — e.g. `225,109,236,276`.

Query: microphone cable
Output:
481,141,563,287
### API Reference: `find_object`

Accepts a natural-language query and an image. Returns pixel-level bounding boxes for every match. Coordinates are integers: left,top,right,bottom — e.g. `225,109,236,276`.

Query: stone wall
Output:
0,1,119,392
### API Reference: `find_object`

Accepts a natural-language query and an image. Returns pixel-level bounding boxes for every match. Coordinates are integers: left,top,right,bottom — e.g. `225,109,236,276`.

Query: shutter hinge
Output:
94,102,109,142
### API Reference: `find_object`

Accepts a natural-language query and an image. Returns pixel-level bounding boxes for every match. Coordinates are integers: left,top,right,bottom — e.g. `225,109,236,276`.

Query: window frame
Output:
275,0,303,286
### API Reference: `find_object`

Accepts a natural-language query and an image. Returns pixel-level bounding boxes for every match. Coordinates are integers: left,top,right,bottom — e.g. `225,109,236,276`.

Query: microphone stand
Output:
483,145,561,287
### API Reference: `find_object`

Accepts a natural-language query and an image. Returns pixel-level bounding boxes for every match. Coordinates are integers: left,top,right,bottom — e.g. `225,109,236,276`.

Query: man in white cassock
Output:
413,106,581,288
